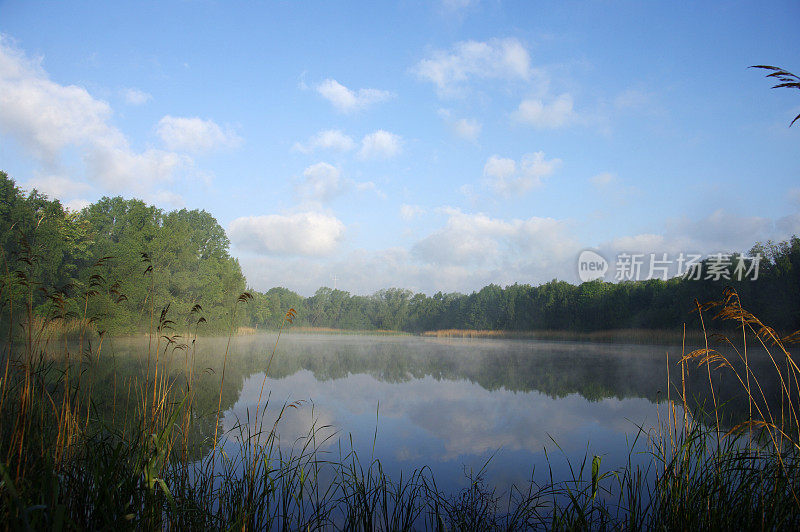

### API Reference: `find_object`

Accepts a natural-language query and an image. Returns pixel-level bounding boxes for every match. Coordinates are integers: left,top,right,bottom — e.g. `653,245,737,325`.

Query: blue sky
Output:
1,1,798,295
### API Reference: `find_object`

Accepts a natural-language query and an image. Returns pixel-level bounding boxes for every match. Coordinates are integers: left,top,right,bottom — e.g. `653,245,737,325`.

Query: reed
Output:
1,240,799,530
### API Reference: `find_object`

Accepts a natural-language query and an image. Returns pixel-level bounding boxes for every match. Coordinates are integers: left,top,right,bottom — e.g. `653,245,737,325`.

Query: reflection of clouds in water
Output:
222,373,339,450
224,369,654,462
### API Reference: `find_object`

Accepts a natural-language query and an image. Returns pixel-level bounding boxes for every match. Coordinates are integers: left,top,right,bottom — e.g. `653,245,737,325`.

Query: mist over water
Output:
202,333,767,495
100,332,781,496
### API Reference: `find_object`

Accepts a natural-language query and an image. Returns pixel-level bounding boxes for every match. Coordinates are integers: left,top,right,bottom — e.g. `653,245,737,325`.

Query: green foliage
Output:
0,171,246,336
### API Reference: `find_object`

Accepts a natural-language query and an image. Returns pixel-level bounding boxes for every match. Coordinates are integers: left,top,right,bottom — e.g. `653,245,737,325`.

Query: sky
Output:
0,1,798,296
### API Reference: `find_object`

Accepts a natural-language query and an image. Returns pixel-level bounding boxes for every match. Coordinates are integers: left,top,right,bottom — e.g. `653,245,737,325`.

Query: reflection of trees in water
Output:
87,334,787,455
260,335,784,429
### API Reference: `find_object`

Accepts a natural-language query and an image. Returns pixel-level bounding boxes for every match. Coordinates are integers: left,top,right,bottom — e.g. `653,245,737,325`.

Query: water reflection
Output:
100,333,782,494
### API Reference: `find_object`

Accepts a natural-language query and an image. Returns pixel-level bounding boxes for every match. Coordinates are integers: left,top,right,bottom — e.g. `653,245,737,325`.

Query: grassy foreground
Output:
1,287,799,530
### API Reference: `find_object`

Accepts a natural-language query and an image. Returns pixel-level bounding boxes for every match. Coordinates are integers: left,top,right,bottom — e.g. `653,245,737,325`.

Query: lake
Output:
103,331,763,499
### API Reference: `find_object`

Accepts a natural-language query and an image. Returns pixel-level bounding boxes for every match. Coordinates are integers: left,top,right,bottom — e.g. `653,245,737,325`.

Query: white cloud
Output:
238,209,580,295
82,139,187,191
452,117,481,141
150,189,185,208
400,204,425,220
0,39,117,165
239,204,798,295
354,180,386,199
438,109,481,141
413,208,576,269
297,162,346,202
294,162,384,203
229,212,345,256
483,155,516,180
122,88,151,105
156,115,241,153
413,38,533,95
483,151,560,197
316,79,393,113
25,174,92,198
65,199,90,212
0,38,195,199
359,130,402,159
292,129,356,153
590,172,616,188
514,93,575,128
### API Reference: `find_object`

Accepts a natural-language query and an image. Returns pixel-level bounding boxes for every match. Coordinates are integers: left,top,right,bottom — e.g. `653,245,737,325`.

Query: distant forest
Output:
1,170,798,336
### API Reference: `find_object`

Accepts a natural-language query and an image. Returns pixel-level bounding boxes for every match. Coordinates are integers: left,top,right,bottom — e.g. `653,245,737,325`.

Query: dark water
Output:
100,332,780,496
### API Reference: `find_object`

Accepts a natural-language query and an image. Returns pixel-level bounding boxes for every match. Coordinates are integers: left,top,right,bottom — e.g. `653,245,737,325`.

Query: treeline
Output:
246,248,799,333
0,171,245,335
2,170,798,336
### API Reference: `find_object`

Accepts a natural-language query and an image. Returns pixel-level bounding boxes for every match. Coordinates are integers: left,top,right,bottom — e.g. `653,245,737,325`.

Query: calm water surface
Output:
105,332,766,496
207,333,712,495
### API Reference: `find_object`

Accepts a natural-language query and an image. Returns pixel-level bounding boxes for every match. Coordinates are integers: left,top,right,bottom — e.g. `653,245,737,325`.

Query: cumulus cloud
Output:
122,88,151,105
316,79,393,113
292,129,356,153
483,151,560,196
238,209,580,296
439,109,482,142
413,208,576,270
238,204,799,295
25,174,92,198
296,162,346,202
228,212,345,256
294,162,384,203
151,189,185,208
65,198,91,212
0,40,117,164
413,38,533,95
513,93,575,128
156,115,241,153
359,130,402,159
0,37,193,203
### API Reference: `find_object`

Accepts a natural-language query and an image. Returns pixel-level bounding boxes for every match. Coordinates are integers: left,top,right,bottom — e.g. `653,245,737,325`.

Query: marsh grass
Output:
1,237,799,531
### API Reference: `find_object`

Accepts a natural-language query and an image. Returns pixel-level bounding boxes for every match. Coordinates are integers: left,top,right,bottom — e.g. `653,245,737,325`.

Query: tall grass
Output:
1,237,799,531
